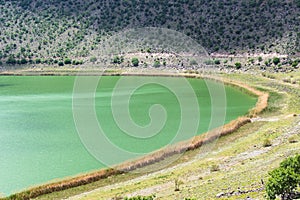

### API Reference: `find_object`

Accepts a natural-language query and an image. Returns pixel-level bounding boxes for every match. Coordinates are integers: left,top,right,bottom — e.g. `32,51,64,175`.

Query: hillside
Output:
1,0,300,66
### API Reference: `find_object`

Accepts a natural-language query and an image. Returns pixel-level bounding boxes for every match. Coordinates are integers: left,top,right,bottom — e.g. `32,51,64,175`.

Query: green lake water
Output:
0,76,256,196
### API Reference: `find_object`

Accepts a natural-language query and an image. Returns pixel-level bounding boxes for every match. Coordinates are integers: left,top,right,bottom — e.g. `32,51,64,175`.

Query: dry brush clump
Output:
4,169,120,200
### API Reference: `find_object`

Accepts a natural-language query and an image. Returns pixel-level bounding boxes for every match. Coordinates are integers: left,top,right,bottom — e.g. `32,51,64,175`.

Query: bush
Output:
235,62,242,69
210,164,220,172
214,59,221,65
58,61,64,66
263,138,272,147
131,57,139,67
265,60,270,66
124,195,155,200
204,59,214,65
112,56,123,64
292,60,299,68
90,56,97,63
190,59,198,66
35,58,41,64
258,56,263,62
6,56,16,65
266,154,300,200
64,58,72,65
153,60,160,68
273,57,280,65
174,178,183,191
20,58,27,64
295,0,300,7
288,135,298,143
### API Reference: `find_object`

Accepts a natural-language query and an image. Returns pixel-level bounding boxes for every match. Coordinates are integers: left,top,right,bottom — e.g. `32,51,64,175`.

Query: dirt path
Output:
250,114,298,122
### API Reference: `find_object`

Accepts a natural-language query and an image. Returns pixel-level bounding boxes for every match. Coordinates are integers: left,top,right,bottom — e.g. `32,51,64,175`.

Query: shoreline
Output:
1,71,268,200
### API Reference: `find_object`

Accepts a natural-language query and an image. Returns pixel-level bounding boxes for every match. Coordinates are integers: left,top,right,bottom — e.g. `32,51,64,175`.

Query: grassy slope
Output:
31,71,300,200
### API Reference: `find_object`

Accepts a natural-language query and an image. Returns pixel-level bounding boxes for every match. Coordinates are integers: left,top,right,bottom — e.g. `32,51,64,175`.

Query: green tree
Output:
265,60,270,66
266,154,300,200
112,56,123,64
153,60,161,68
163,60,166,66
204,59,214,65
248,58,254,64
190,59,198,66
6,55,16,65
258,56,263,62
295,0,300,7
131,57,139,67
35,58,41,64
292,60,299,68
214,59,221,65
273,57,280,65
90,56,97,63
235,62,242,69
64,58,72,65
20,58,27,64
58,61,64,66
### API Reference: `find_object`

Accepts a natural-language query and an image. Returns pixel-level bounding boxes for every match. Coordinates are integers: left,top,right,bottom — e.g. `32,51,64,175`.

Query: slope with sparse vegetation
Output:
1,0,300,67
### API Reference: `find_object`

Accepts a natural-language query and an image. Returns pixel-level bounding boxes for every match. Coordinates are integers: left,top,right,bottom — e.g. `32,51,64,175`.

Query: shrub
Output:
204,59,214,65
20,58,27,64
124,195,156,200
112,56,123,64
235,62,242,69
210,164,220,172
64,58,72,65
131,57,139,67
190,59,198,66
6,56,16,65
248,58,254,63
35,58,41,64
273,57,280,65
258,56,263,62
266,154,300,200
214,59,221,65
292,60,299,68
263,138,272,147
174,178,183,191
58,61,64,66
288,135,298,143
295,0,300,7
90,56,97,63
265,60,270,66
153,60,160,68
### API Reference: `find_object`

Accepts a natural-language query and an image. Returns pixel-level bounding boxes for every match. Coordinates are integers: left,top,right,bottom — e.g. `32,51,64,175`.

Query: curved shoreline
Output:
2,72,268,200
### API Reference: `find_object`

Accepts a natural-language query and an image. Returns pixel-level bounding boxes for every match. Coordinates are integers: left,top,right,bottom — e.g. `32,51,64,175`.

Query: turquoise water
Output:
0,76,256,195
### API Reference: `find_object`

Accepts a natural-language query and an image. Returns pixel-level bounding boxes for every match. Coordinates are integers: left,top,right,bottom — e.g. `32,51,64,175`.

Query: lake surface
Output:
0,76,256,195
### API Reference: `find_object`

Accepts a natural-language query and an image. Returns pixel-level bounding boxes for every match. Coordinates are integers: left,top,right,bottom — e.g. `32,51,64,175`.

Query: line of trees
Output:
4,57,83,66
